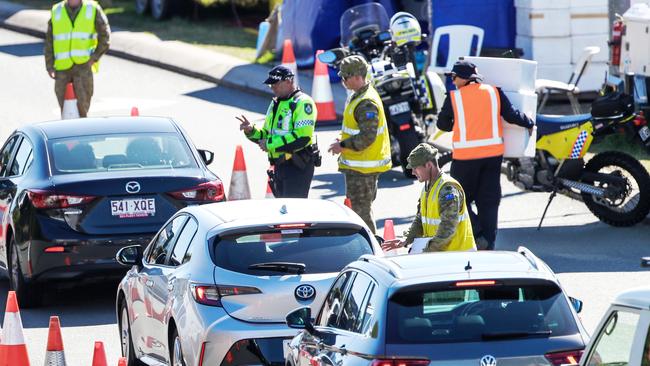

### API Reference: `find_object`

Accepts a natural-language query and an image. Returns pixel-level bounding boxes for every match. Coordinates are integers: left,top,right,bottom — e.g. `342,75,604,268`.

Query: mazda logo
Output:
479,355,497,366
125,181,141,194
294,285,315,301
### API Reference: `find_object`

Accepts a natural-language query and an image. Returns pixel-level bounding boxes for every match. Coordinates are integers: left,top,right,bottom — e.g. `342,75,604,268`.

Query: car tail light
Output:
168,180,224,202
371,359,429,366
198,342,207,366
27,190,96,209
399,124,411,131
633,112,647,127
44,246,65,253
191,284,261,306
544,349,583,366
455,280,496,287
274,223,311,229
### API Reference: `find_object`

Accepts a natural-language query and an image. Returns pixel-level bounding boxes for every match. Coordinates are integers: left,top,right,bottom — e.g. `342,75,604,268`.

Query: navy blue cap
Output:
445,60,483,80
264,65,295,84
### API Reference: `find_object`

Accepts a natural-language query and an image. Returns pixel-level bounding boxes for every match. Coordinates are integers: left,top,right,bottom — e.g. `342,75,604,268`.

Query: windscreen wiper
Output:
248,262,306,274
481,330,551,340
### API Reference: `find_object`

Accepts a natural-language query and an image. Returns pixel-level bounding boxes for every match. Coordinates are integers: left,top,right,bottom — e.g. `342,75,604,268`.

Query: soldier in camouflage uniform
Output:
328,56,392,233
45,0,111,117
381,144,477,252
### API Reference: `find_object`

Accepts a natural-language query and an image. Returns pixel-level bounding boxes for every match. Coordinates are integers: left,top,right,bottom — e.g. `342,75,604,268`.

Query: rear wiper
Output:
481,330,551,340
248,262,306,274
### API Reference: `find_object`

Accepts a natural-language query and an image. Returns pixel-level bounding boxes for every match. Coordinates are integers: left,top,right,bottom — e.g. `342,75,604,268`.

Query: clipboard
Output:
408,237,433,254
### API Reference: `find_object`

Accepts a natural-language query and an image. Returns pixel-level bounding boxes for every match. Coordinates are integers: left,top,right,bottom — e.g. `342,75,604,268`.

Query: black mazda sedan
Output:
0,117,224,307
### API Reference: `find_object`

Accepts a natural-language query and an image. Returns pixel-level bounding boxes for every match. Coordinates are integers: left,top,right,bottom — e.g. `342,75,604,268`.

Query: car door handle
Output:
145,279,154,288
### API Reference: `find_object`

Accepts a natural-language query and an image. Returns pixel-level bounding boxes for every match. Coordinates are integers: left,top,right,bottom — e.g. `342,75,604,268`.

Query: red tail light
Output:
371,359,429,366
274,223,311,229
198,342,207,366
27,190,96,209
544,349,583,366
44,246,65,253
633,112,647,127
168,180,224,202
191,284,261,306
455,280,496,287
399,124,411,131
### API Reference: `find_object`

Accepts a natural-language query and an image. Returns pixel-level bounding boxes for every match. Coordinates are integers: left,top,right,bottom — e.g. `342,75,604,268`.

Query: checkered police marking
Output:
570,130,588,159
295,119,314,128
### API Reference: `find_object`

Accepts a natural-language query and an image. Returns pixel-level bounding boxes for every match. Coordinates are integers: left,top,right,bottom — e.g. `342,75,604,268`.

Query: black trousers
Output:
450,155,503,250
273,159,315,198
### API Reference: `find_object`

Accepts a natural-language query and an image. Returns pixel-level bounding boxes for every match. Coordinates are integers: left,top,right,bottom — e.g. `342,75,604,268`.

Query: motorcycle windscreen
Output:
340,3,390,47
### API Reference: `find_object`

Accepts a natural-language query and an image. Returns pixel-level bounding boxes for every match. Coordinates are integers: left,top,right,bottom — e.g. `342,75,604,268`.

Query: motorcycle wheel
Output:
397,129,420,178
581,151,650,227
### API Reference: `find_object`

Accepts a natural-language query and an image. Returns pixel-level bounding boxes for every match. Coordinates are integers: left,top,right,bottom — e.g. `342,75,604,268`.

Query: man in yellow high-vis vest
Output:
328,56,391,233
45,0,111,117
381,143,476,253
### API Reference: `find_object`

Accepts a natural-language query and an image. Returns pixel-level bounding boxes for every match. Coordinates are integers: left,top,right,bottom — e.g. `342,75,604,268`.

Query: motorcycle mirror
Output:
318,50,338,64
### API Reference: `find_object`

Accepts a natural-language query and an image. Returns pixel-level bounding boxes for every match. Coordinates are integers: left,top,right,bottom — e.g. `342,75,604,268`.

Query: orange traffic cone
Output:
281,39,299,87
383,219,395,241
265,180,274,199
117,357,127,366
61,83,80,120
228,145,251,200
312,50,336,124
130,107,139,116
91,342,107,366
43,316,66,366
344,197,352,209
0,291,30,366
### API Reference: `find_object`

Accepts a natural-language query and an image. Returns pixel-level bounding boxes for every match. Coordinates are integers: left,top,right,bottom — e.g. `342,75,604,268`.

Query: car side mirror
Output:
569,297,583,314
116,245,143,269
286,306,311,329
642,257,650,268
198,149,214,166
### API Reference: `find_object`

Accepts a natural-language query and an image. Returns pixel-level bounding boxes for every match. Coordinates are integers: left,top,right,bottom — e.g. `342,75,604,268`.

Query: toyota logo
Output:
479,355,497,366
125,181,141,194
294,285,316,301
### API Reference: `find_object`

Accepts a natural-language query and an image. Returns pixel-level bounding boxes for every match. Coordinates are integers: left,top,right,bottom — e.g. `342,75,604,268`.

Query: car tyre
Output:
170,328,186,366
9,237,41,308
120,302,144,366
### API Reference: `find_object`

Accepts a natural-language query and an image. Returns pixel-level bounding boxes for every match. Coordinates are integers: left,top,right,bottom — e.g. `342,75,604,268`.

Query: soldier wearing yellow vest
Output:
381,143,476,253
328,56,391,233
45,0,111,117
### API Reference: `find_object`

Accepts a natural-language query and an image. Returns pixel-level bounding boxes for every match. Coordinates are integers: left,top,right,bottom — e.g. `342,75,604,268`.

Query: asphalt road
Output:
1,28,649,364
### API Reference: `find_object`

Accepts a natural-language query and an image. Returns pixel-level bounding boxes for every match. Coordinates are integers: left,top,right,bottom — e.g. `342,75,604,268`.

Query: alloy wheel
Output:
172,334,185,366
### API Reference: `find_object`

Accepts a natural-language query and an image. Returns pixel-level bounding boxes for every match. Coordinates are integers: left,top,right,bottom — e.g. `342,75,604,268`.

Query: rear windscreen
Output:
212,227,373,275
387,281,579,344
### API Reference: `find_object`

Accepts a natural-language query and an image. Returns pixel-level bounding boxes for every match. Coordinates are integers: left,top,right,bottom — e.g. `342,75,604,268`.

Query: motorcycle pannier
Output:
590,92,634,118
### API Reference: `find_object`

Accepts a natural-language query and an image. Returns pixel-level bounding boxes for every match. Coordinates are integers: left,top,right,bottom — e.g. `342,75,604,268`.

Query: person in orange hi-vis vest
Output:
436,60,534,250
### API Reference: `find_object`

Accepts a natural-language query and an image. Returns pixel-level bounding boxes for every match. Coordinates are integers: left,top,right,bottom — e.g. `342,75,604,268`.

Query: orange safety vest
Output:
450,83,504,160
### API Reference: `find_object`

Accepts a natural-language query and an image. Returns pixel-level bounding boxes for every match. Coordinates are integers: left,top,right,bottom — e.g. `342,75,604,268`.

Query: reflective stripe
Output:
421,214,467,225
53,32,97,41
341,125,386,136
86,2,94,18
486,85,500,139
54,3,62,21
452,91,467,143
453,137,503,149
271,129,291,136
340,157,392,168
54,49,93,60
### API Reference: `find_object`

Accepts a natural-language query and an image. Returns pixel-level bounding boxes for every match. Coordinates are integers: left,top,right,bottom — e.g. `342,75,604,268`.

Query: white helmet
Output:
390,11,421,46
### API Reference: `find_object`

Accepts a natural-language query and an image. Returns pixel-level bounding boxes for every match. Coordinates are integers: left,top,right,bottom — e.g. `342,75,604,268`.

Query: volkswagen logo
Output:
294,285,316,301
125,181,141,194
479,355,497,366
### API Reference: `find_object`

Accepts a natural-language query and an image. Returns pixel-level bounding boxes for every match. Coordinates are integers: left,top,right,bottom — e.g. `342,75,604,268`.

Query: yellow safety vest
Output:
339,85,392,174
420,174,476,251
51,1,98,71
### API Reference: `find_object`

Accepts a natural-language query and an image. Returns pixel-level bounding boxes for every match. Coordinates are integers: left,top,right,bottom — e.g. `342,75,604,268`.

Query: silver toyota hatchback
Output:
285,248,589,366
115,198,382,366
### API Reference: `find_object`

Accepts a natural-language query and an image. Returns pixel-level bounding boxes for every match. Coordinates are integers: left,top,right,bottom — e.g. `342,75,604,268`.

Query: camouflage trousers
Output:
54,63,94,117
343,171,379,233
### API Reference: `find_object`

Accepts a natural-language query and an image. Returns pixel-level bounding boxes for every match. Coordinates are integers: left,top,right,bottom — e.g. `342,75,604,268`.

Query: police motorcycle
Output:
437,90,650,227
318,3,446,177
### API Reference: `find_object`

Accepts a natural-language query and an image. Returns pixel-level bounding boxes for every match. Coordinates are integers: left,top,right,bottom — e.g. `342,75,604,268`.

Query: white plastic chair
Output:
535,46,601,114
428,25,485,75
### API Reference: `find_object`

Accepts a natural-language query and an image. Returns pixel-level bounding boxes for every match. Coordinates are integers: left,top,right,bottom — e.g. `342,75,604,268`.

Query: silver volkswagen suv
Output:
285,248,589,366
115,198,382,366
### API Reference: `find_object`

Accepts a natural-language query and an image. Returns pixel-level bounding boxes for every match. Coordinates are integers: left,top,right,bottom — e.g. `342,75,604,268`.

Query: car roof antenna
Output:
464,261,472,271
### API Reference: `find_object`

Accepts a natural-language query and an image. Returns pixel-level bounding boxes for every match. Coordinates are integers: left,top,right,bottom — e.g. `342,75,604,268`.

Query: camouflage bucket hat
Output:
338,55,368,78
406,143,439,169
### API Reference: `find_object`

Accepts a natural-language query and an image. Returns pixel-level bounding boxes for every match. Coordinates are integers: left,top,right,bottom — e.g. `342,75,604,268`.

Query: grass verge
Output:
590,133,650,172
16,0,260,61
